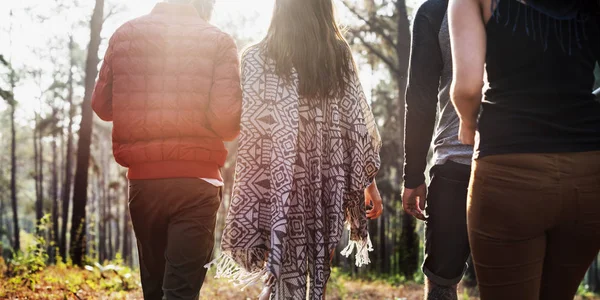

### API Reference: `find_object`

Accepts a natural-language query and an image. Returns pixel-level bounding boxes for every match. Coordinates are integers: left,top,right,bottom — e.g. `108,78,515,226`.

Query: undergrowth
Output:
0,215,139,299
0,216,597,300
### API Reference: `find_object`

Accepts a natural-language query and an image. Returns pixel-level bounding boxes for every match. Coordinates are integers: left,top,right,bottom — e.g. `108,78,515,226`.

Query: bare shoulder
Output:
449,0,490,19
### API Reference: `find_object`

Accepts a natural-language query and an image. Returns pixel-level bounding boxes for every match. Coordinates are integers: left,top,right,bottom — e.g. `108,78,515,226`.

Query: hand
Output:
402,184,427,221
459,121,476,145
365,181,383,219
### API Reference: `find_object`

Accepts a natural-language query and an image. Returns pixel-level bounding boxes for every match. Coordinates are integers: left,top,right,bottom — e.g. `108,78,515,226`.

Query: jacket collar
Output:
151,2,200,17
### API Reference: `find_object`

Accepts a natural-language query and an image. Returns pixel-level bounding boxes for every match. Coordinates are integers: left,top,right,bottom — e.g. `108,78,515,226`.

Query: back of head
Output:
167,0,215,21
263,0,353,101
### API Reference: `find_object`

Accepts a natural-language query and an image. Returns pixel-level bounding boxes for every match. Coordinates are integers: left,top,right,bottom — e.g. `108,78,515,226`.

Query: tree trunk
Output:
392,197,398,275
379,206,387,274
99,175,106,263
367,213,379,273
0,188,3,243
87,176,97,259
0,168,4,243
107,188,113,260
70,0,104,266
399,212,418,280
114,185,121,257
60,36,76,260
39,127,45,220
51,133,60,262
34,116,41,229
122,177,132,266
10,101,19,251
34,115,44,231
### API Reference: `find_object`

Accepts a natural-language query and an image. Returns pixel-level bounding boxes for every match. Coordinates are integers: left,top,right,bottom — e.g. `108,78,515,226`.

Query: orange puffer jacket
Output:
92,3,242,181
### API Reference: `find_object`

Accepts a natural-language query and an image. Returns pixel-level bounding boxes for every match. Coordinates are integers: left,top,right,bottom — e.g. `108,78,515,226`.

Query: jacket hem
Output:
127,161,222,181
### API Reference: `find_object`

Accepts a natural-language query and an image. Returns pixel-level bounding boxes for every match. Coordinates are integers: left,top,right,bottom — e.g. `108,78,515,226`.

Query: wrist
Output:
460,118,477,129
367,181,378,192
404,176,425,189
404,182,424,190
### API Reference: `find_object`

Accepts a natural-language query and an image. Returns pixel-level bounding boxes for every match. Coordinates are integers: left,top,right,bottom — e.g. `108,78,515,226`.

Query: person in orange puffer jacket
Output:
91,0,241,299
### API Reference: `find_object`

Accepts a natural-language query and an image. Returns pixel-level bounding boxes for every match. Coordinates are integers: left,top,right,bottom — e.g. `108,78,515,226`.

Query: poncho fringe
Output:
205,232,374,290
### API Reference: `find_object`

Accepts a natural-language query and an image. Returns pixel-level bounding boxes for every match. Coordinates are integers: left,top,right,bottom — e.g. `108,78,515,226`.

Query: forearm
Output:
448,0,486,129
403,5,443,188
92,36,115,122
367,179,378,192
206,107,241,141
451,85,481,127
403,101,436,188
91,68,113,121
208,34,242,141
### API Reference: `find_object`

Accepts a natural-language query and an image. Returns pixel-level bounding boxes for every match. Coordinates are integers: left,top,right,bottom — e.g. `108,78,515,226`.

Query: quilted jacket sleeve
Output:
92,34,116,122
206,33,243,141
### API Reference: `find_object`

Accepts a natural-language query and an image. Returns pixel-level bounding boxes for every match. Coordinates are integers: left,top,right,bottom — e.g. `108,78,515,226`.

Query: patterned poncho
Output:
206,45,381,299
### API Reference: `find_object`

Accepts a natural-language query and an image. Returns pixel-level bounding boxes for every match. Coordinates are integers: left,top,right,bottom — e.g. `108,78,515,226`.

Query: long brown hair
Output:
263,0,354,100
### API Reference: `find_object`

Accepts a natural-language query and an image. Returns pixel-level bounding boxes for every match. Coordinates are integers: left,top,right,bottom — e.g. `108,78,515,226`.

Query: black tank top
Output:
477,0,600,158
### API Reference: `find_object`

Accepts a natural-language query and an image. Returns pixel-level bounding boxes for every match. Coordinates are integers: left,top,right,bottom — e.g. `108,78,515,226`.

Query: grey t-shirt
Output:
434,15,473,167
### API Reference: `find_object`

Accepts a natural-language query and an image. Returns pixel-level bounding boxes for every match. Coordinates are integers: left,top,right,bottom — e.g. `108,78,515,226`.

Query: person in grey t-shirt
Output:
401,0,473,299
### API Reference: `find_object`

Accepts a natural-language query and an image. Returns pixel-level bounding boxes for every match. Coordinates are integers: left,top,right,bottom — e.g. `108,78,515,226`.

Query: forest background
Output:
1,0,599,299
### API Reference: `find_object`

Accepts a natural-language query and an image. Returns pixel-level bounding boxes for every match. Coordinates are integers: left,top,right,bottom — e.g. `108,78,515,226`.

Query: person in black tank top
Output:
448,0,600,299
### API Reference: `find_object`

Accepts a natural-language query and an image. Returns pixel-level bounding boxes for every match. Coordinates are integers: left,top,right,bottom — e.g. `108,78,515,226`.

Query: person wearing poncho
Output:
205,1,383,298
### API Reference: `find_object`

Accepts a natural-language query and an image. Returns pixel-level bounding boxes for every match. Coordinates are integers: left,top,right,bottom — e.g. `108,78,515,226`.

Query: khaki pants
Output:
468,151,600,300
129,178,221,300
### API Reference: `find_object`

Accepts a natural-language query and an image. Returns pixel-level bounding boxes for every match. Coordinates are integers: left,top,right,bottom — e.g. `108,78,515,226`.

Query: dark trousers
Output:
423,160,472,286
129,178,221,300
468,151,600,300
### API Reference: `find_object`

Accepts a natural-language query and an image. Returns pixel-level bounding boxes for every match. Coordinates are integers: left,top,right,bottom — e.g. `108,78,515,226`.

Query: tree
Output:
33,110,44,230
341,0,417,279
120,171,132,265
30,68,47,232
50,108,60,260
98,160,107,262
60,36,77,260
70,0,105,266
1,50,20,252
8,69,18,252
110,180,121,259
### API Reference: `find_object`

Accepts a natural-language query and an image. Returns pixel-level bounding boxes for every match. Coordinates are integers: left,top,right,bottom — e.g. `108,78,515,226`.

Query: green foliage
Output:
0,88,13,104
84,253,138,292
329,267,349,298
578,282,600,298
1,216,138,298
0,53,16,106
4,215,51,291
332,265,425,288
